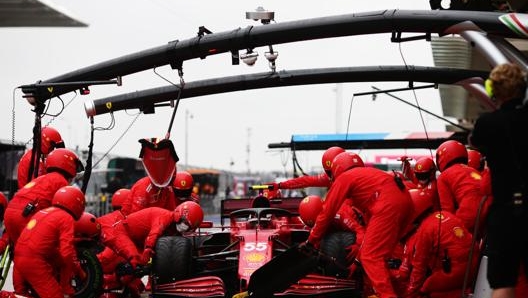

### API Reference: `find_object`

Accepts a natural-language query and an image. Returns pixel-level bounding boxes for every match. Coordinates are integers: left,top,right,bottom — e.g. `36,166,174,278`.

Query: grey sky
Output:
1,0,445,174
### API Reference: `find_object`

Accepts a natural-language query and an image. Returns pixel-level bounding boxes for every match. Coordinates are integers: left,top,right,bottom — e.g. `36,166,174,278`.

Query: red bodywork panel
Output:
237,229,276,289
154,276,225,297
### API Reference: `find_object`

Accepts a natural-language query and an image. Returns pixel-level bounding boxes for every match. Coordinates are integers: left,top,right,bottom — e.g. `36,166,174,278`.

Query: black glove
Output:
298,240,316,256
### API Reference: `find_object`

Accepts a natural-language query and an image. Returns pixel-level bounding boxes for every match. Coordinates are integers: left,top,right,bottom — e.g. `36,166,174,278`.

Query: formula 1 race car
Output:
149,186,362,298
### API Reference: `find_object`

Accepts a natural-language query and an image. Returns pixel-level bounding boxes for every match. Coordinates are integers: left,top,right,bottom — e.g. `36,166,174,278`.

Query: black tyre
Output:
319,231,356,278
74,245,104,298
152,236,193,285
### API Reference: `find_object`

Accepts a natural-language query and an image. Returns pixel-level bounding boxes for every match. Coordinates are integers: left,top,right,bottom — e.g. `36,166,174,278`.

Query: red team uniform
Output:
308,152,413,298
13,186,86,297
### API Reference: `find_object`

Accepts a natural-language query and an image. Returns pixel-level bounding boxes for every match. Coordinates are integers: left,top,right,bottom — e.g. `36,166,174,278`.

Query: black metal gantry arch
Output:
21,9,525,102
85,65,488,116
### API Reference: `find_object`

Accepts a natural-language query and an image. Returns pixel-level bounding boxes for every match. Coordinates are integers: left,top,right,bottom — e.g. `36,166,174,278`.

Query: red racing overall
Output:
4,172,68,245
14,207,81,297
110,207,177,264
405,211,477,298
308,167,413,298
121,177,176,215
16,149,45,189
437,164,490,234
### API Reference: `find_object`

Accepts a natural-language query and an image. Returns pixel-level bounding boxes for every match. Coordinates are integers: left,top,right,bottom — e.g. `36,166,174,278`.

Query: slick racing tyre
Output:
320,231,356,278
152,236,193,285
74,245,104,298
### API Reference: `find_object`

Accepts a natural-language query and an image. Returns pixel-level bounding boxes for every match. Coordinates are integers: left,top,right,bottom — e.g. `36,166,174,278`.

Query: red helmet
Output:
322,146,345,173
173,171,194,190
174,201,204,233
298,195,323,228
111,188,130,210
41,126,64,155
74,212,101,239
435,140,468,172
414,157,436,182
410,188,433,221
52,186,86,220
331,152,364,180
467,149,484,172
45,148,84,178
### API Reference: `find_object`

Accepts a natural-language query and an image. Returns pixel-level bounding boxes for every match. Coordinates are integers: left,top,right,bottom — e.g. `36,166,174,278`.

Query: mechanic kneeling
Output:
104,202,203,290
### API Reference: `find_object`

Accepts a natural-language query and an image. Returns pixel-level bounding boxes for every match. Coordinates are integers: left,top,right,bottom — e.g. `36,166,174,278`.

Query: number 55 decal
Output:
244,242,267,251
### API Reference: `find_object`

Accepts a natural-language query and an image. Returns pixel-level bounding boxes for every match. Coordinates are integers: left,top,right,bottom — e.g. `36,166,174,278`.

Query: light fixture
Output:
23,94,36,106
246,6,274,24
240,50,258,66
264,51,278,62
80,86,90,95
243,7,278,69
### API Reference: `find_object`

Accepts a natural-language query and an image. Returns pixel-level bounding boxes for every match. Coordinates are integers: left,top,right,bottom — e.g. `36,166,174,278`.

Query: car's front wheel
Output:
152,236,193,285
319,231,356,278
74,245,104,298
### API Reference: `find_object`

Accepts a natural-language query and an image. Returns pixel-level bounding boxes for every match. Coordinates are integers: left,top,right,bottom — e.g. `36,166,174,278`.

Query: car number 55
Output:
244,242,267,251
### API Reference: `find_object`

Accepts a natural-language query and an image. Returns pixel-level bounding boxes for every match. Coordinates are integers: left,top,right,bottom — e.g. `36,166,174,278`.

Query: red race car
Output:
149,186,361,298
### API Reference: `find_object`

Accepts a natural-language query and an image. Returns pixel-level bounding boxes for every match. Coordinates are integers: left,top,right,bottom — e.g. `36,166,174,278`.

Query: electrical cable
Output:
344,94,363,156
345,94,355,140
279,150,290,178
92,112,141,169
153,67,185,139
368,86,468,132
397,42,445,289
397,43,435,159
24,93,78,147
94,112,116,131
81,116,95,194
8,88,19,198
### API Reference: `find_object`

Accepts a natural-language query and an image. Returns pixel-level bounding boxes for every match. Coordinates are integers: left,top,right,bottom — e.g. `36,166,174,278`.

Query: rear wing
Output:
220,197,304,226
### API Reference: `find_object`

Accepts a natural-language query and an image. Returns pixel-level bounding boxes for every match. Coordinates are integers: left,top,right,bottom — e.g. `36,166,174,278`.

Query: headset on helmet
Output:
41,126,64,155
321,146,345,175
414,157,436,182
467,149,485,172
174,201,204,233
45,148,84,178
74,212,101,239
298,195,323,228
52,186,86,220
331,152,364,180
435,140,468,172
111,188,131,211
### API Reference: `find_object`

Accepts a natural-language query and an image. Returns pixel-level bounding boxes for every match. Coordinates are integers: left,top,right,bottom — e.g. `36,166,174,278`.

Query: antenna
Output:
246,127,252,174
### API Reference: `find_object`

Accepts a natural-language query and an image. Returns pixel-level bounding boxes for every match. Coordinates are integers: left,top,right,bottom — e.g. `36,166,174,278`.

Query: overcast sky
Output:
1,0,445,174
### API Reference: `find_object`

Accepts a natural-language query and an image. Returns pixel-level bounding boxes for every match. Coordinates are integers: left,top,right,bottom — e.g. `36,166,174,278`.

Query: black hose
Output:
81,117,94,194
